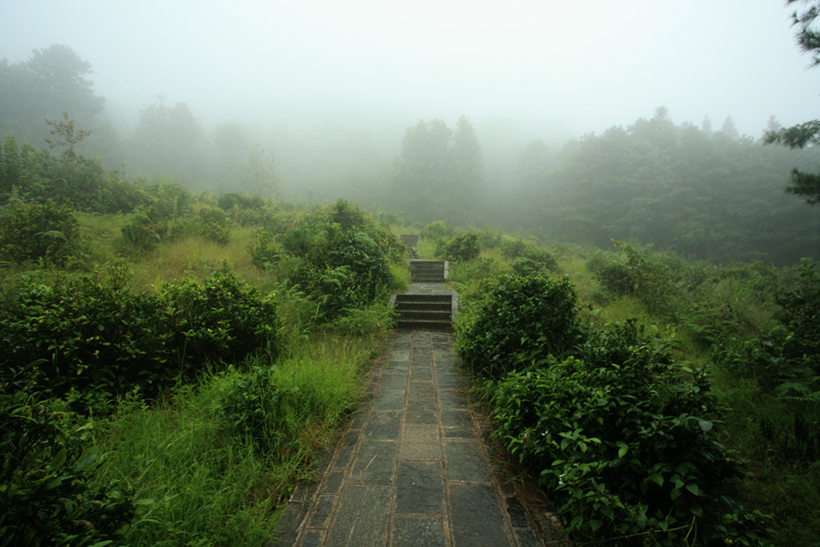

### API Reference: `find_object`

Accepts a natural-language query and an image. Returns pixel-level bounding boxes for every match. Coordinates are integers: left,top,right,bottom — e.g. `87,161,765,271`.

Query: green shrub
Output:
500,238,558,271
455,272,585,380
121,205,166,251
159,268,282,366
217,192,264,212
198,206,231,245
419,220,453,243
774,259,820,375
0,266,282,401
248,229,286,270
220,365,296,456
0,366,136,546
300,232,392,322
0,195,80,265
442,232,481,262
491,321,756,546
0,266,165,398
0,135,37,204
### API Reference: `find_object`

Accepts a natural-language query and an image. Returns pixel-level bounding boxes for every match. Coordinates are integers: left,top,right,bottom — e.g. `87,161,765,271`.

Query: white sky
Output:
1,0,818,140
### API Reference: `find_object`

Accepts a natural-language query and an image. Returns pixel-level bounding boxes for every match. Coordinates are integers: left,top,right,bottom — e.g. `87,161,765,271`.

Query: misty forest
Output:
2,2,820,547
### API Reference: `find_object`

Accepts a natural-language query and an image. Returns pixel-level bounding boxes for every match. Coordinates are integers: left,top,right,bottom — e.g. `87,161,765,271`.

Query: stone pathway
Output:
272,320,569,546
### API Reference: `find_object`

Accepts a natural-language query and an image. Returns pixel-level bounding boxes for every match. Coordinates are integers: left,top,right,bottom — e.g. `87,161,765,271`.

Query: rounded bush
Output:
455,272,585,380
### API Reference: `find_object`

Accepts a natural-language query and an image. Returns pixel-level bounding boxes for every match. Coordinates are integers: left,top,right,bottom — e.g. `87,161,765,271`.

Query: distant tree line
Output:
2,44,818,266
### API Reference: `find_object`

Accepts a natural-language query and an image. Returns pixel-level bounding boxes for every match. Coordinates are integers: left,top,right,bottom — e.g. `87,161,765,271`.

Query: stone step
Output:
395,303,452,313
396,318,453,331
394,309,452,321
393,291,453,331
395,294,451,303
409,260,448,283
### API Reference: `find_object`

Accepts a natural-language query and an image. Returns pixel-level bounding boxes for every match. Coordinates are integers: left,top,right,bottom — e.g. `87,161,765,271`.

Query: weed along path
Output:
272,275,570,547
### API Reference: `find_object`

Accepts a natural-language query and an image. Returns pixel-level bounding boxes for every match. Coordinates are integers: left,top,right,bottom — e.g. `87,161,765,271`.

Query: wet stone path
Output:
272,328,569,547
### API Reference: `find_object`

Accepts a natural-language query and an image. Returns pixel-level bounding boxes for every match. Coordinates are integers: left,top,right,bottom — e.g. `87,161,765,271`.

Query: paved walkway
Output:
272,286,569,547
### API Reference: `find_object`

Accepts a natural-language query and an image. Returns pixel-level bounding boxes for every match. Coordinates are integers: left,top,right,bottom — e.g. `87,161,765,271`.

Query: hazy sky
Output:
1,0,818,141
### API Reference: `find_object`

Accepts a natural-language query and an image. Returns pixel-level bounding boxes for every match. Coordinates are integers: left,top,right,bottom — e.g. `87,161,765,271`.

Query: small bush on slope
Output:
454,272,585,380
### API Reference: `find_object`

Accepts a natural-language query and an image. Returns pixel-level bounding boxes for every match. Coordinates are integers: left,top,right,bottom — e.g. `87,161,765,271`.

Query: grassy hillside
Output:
1,187,818,545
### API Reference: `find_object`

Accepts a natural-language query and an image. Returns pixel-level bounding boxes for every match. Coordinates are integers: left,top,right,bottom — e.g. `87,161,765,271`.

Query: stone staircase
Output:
394,293,453,331
393,259,455,331
409,259,448,283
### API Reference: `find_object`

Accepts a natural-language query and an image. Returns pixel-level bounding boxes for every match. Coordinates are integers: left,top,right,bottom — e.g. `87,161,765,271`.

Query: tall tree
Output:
0,45,104,144
449,116,483,223
393,119,452,220
763,0,820,204
129,101,205,187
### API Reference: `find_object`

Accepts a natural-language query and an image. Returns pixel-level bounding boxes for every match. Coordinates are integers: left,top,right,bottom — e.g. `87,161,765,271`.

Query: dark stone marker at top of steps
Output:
400,234,420,248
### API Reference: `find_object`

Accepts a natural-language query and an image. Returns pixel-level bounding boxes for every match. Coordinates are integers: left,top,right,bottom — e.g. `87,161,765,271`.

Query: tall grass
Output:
90,332,381,547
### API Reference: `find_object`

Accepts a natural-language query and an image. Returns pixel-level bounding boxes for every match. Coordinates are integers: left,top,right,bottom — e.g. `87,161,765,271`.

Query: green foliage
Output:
220,365,294,455
159,268,282,366
0,135,37,203
490,321,763,546
120,205,165,251
499,237,558,271
0,265,164,398
197,206,231,245
419,220,453,243
217,192,268,227
301,232,391,321
442,232,481,262
455,272,585,379
774,259,820,373
0,265,282,401
248,200,402,327
0,194,80,265
1,366,136,546
502,110,820,265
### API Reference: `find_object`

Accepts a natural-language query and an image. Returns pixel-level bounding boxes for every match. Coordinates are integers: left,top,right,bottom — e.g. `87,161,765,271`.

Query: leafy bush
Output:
0,135,37,204
442,232,481,262
587,242,673,315
419,220,453,243
121,205,166,251
0,266,165,398
220,365,295,456
248,229,287,270
0,266,282,401
159,268,282,366
0,195,80,265
1,366,136,546
197,206,231,245
500,238,558,271
455,273,586,380
217,192,264,212
774,259,820,375
300,232,392,321
491,321,757,546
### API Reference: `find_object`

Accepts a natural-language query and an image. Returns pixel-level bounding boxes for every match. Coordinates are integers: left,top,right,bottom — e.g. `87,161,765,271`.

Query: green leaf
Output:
617,442,628,458
685,482,703,496
697,419,713,432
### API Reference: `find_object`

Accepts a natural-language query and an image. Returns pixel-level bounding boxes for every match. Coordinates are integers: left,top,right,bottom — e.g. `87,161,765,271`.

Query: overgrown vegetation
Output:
442,232,819,546
0,134,408,544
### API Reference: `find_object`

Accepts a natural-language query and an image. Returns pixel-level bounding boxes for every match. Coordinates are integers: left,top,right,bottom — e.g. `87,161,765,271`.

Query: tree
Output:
129,101,206,187
449,116,483,223
0,45,104,144
392,119,452,220
233,145,280,197
763,0,820,204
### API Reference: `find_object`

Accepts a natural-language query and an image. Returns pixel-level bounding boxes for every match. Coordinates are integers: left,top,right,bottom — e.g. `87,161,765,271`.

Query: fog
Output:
2,0,819,197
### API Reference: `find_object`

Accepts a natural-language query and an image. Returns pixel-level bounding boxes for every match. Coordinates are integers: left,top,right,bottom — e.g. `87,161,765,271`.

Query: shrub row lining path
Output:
272,281,570,546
